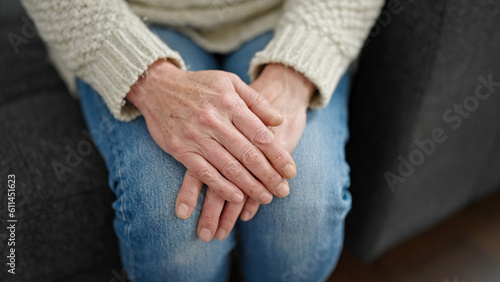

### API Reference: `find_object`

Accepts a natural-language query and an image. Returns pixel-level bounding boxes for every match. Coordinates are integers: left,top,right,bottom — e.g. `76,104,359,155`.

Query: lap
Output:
79,80,235,281
231,70,351,282
222,36,352,280
79,28,234,281
78,25,352,281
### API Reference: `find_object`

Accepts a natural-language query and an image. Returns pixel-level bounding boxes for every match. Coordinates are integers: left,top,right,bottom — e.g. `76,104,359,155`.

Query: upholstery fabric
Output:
0,0,122,280
346,0,500,262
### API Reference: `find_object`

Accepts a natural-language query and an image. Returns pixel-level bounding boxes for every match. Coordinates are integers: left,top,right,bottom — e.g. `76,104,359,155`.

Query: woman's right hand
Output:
126,60,296,206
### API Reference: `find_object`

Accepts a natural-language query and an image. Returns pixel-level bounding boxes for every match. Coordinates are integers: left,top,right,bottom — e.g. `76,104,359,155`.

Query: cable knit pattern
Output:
21,0,383,120
21,0,186,120
249,0,384,108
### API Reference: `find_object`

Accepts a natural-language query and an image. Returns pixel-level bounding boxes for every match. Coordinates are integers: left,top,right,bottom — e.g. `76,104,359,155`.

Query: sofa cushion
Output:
0,0,122,280
346,0,500,262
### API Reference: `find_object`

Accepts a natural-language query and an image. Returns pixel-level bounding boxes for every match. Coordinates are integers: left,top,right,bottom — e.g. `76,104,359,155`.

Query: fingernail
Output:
176,203,189,219
276,182,289,197
199,228,212,242
259,192,273,204
283,164,296,179
241,211,251,221
215,228,227,240
231,192,245,203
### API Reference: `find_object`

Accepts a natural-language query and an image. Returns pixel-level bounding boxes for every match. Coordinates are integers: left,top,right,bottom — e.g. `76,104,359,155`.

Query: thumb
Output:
230,75,284,127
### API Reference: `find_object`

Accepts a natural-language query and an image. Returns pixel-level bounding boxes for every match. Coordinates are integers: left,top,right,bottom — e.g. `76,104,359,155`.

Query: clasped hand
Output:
127,61,313,242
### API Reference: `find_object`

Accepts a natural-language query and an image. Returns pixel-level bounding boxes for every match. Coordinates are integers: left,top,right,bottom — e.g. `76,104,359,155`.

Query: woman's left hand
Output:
176,64,315,241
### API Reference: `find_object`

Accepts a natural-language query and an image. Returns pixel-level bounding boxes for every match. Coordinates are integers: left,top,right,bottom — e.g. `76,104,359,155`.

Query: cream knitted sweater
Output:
21,0,384,121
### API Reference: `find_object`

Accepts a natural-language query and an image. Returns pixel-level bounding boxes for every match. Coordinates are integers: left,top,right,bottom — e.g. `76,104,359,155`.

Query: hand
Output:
176,171,261,242
178,64,315,241
127,60,297,207
249,63,315,153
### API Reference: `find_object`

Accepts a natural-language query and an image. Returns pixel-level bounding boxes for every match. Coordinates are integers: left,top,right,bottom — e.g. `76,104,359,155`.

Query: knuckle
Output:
171,149,193,163
228,72,239,80
203,214,220,226
246,184,261,197
225,72,239,82
265,172,282,187
272,150,286,164
241,146,259,164
246,197,259,208
252,92,267,106
167,138,183,153
165,134,189,154
253,128,273,146
237,98,247,109
220,92,238,108
180,124,197,139
220,214,235,225
214,70,228,77
210,184,228,198
197,168,215,184
196,108,219,127
221,160,241,178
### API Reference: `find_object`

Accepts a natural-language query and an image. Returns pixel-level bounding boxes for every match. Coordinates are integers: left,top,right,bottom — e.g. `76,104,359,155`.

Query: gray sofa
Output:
346,0,500,262
0,0,121,281
0,0,499,280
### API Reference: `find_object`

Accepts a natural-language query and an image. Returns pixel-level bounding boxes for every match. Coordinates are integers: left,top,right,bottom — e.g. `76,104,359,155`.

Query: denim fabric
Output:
78,27,351,282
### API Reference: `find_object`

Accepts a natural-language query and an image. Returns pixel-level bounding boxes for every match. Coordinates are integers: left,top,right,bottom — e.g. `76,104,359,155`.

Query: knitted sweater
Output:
21,0,384,121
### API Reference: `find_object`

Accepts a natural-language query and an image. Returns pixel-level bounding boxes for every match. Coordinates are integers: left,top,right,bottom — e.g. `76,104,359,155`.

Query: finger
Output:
198,138,274,204
231,106,296,182
197,186,225,242
181,152,245,204
214,199,245,241
230,74,284,127
214,125,290,199
236,110,296,180
240,197,260,222
175,170,203,219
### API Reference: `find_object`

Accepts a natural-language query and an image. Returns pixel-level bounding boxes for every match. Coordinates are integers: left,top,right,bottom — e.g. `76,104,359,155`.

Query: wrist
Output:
126,59,183,111
258,64,315,105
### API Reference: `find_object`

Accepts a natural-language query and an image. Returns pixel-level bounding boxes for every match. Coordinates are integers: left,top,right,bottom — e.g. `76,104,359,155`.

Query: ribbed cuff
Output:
84,16,185,121
249,25,349,109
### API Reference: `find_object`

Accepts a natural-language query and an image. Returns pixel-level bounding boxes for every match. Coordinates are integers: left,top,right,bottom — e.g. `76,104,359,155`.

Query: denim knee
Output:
110,142,235,281
236,154,351,281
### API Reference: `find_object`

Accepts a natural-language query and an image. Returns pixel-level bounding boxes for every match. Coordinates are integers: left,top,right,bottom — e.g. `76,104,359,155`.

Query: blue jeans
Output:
78,26,352,282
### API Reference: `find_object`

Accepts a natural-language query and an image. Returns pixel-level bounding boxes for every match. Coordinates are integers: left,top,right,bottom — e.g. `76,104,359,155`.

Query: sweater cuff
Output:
249,25,350,109
83,17,185,121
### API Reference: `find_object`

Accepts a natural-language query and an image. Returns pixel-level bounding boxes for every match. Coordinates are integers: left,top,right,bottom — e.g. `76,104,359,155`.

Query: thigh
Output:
221,29,351,281
237,74,352,281
78,27,232,282
224,35,352,279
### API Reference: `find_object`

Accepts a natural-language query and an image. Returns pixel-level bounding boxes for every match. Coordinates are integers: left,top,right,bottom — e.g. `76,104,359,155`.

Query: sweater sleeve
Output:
20,0,186,121
249,0,384,108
